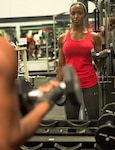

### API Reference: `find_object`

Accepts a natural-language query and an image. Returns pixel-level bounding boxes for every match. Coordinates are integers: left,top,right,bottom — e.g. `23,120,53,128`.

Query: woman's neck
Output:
71,25,87,33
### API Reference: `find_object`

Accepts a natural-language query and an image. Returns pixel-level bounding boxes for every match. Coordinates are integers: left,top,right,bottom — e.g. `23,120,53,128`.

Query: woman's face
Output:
70,4,86,26
109,22,115,31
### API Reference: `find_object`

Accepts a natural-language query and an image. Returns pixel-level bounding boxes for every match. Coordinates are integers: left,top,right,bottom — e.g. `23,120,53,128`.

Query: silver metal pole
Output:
53,12,67,70
45,33,50,72
98,0,104,26
53,15,57,70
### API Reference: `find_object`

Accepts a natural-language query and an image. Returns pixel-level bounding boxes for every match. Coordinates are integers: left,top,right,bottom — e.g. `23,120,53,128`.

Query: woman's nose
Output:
74,13,78,18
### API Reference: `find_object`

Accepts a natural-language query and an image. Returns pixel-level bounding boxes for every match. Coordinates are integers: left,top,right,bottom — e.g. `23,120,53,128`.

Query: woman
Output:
0,36,60,150
56,2,109,120
99,17,115,50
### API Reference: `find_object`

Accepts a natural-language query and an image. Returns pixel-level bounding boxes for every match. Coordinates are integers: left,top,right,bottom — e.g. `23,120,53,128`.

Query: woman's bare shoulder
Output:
58,31,69,44
58,33,66,39
91,31,101,42
0,37,18,79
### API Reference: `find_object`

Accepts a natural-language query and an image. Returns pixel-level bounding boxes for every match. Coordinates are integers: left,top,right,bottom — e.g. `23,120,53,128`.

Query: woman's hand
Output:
37,80,60,92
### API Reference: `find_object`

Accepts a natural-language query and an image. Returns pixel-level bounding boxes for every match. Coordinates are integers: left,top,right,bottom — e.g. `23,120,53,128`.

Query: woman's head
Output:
109,17,115,31
69,2,87,26
70,2,87,15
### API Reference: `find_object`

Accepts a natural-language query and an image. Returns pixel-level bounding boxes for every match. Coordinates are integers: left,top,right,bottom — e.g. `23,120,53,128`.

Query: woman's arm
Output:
56,34,66,81
0,37,60,150
92,32,109,68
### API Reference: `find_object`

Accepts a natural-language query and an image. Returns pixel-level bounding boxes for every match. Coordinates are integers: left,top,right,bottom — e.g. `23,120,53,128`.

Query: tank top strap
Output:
64,30,71,42
87,29,92,35
87,29,93,42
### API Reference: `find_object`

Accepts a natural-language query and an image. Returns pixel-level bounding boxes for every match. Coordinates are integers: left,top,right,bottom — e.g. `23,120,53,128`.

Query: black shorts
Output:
35,45,40,50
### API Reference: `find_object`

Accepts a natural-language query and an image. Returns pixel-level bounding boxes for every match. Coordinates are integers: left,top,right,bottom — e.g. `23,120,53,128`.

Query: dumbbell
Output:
95,113,115,150
91,49,111,64
16,65,83,116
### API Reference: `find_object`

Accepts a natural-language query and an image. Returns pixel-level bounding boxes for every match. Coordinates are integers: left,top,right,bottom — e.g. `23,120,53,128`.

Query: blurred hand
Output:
99,49,110,55
37,80,60,92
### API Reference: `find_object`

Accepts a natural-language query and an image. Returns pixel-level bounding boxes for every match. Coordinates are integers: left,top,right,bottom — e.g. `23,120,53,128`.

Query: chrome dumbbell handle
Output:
27,82,66,105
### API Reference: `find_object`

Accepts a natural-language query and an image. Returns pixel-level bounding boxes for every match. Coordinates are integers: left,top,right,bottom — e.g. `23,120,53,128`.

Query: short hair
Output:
70,2,87,15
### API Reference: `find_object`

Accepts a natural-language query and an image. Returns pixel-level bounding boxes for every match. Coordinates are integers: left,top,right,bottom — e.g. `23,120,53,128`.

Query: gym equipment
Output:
20,119,97,150
101,102,115,114
16,65,83,116
16,77,34,115
20,113,115,149
92,49,111,63
95,113,115,150
94,0,100,31
18,58,55,73
16,47,30,81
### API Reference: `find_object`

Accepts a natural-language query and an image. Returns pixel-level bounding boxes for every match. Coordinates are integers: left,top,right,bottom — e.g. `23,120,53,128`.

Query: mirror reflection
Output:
0,0,115,149
0,0,115,109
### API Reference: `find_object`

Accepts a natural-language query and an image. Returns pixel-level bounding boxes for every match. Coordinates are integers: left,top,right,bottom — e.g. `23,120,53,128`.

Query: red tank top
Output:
63,29,98,88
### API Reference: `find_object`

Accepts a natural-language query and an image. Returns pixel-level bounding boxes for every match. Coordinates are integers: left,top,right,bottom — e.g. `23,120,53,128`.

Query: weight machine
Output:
92,0,115,112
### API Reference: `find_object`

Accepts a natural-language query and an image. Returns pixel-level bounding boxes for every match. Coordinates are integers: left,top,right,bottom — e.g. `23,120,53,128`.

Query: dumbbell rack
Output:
99,76,115,109
20,120,99,150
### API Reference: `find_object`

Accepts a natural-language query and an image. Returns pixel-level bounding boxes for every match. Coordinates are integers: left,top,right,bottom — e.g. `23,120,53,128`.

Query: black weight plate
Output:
16,77,33,115
98,113,115,126
95,125,115,150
